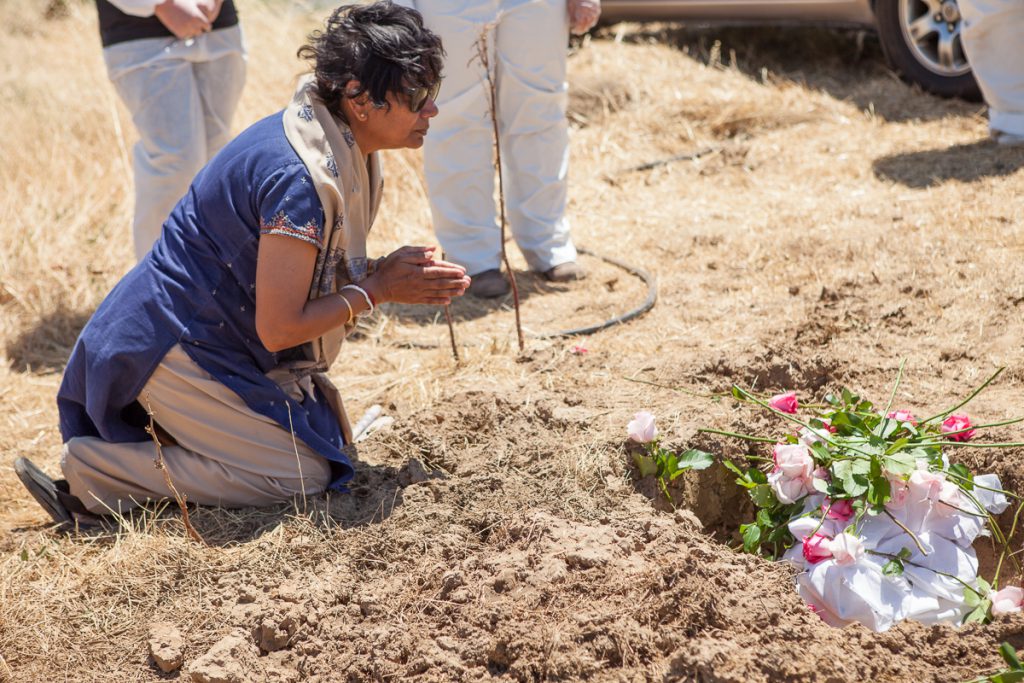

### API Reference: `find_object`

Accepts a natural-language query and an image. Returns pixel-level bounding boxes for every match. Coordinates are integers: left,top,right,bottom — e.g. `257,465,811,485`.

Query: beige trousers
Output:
62,344,332,515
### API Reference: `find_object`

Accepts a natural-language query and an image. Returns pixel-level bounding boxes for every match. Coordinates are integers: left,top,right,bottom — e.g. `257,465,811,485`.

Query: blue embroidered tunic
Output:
57,112,354,489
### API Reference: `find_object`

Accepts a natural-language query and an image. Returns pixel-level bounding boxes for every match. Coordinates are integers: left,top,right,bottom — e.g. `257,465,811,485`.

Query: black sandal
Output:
14,457,73,526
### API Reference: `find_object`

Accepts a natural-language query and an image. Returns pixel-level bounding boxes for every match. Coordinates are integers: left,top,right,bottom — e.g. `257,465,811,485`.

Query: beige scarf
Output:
276,74,384,444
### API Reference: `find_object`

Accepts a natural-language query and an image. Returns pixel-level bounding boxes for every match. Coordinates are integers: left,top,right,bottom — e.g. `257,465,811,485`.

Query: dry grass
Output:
2,0,1024,680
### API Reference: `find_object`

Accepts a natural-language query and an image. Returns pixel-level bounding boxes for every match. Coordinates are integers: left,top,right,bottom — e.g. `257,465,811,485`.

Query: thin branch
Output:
143,394,206,546
474,25,524,352
442,251,459,362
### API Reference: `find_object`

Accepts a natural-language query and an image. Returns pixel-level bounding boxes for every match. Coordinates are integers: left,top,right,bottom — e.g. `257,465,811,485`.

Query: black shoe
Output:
15,458,100,528
15,457,73,526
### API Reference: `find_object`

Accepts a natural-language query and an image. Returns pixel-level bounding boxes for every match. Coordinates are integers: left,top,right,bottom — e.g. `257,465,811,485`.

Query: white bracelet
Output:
341,284,374,315
336,291,354,325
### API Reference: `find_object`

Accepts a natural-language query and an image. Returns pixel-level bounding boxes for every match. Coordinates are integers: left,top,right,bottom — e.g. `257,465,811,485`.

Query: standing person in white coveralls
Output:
407,0,601,297
95,0,247,260
958,0,1024,146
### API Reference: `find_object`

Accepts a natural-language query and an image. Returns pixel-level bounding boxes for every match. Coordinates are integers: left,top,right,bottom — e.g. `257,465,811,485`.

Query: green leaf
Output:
20,548,28,562
856,399,874,413
866,476,891,506
731,386,744,401
884,451,917,476
897,547,912,560
990,672,1024,683
723,460,746,478
841,388,857,406
741,523,761,553
962,601,992,625
812,476,831,494
633,453,658,478
748,468,768,485
882,559,904,576
1000,643,1023,671
756,509,772,527
948,463,974,491
676,449,714,471
810,442,831,465
751,484,774,507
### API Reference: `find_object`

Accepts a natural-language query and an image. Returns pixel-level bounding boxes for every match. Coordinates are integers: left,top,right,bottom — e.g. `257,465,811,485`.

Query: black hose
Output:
377,246,657,348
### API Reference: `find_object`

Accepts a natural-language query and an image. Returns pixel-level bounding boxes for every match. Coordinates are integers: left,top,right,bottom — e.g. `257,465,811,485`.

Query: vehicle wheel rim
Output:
898,0,971,77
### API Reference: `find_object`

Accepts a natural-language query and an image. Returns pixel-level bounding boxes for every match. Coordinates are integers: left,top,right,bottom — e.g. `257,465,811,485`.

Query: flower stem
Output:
919,367,1005,426
696,427,777,443
731,385,875,459
884,509,928,555
994,500,1024,588
623,376,726,399
881,358,907,421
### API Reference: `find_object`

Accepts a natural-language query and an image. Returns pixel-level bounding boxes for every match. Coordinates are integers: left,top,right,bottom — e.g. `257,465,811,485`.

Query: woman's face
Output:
357,82,439,152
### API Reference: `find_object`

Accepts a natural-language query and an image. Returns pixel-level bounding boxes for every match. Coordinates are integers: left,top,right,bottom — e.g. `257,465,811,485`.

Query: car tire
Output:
874,0,981,101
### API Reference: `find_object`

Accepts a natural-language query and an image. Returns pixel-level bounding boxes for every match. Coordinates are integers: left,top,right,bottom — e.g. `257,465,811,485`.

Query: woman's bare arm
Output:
254,236,469,352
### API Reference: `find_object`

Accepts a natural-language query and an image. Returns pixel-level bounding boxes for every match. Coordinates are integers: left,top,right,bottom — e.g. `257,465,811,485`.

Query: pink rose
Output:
886,475,910,510
822,497,854,522
802,534,833,564
769,391,798,414
773,443,815,479
909,468,947,502
827,532,865,566
798,419,835,447
769,443,815,503
991,586,1024,615
941,413,975,442
886,409,917,425
627,411,658,444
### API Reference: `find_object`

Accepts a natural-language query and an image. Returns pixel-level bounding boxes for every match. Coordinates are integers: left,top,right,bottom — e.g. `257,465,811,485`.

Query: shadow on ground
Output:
873,139,1024,187
13,459,415,547
5,305,88,374
597,24,979,122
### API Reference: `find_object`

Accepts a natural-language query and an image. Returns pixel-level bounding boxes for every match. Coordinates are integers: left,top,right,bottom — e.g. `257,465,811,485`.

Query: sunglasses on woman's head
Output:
403,80,441,113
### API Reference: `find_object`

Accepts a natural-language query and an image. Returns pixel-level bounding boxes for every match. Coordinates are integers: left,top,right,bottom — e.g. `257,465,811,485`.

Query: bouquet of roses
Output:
708,367,1023,632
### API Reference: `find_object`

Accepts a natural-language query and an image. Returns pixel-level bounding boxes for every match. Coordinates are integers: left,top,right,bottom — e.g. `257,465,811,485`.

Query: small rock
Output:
148,621,185,673
186,630,259,683
440,571,464,598
398,458,439,486
673,509,701,529
253,616,297,653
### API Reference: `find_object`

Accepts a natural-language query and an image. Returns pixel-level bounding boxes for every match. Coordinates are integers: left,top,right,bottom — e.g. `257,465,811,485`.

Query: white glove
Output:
568,0,600,35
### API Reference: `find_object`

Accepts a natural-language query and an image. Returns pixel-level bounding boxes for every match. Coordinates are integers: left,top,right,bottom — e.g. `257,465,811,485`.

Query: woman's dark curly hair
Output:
297,1,444,117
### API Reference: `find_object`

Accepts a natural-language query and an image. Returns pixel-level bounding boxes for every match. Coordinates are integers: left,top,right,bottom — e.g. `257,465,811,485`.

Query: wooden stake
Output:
474,25,525,352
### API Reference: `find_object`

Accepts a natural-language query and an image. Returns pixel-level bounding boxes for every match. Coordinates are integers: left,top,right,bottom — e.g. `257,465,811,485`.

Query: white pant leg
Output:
496,0,576,272
959,0,1024,136
417,0,504,276
103,26,246,261
193,25,247,159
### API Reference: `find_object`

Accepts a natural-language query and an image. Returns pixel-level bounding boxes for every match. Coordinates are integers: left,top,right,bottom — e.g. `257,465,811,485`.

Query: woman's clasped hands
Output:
362,246,471,306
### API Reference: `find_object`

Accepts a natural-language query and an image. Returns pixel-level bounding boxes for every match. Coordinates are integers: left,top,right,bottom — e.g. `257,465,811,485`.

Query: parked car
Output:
599,0,980,100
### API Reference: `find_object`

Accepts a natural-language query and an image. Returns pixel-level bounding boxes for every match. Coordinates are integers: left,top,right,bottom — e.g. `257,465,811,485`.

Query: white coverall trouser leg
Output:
958,0,1024,137
103,25,247,261
415,0,578,276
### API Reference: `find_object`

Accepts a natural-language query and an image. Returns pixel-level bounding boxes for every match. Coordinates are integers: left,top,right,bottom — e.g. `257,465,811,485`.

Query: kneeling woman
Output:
17,1,467,525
